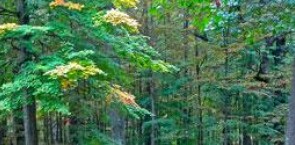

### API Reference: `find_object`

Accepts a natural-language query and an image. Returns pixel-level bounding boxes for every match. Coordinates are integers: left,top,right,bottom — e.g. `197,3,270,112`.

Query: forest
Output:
0,0,295,145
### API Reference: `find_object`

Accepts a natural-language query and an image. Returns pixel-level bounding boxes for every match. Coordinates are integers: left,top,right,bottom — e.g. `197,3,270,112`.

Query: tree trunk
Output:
56,113,63,144
0,120,6,145
182,9,190,145
273,35,286,65
223,23,231,145
43,115,50,145
142,0,156,144
109,108,126,145
12,112,25,145
16,0,38,145
147,72,156,145
195,41,203,145
286,59,295,145
23,96,38,145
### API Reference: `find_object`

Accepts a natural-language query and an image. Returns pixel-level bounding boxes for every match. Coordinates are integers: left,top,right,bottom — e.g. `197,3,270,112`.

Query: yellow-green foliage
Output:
113,0,139,8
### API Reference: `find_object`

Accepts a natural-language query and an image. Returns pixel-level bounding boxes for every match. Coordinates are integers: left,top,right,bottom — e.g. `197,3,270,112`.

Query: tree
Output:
0,0,294,145
287,60,295,145
0,0,173,144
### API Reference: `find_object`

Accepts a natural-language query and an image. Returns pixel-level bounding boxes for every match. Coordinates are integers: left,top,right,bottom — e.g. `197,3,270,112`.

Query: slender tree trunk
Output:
142,0,156,144
149,19,156,145
194,41,203,145
223,96,230,145
43,115,50,145
286,59,295,145
109,108,126,145
147,72,156,145
242,132,251,145
0,120,6,145
12,113,24,145
222,19,231,145
183,9,190,145
23,96,38,145
259,38,273,75
16,0,38,145
56,113,63,144
49,114,55,145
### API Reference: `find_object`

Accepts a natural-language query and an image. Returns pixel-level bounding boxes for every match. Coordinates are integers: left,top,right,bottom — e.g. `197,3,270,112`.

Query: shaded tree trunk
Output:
194,41,203,145
12,113,25,145
242,132,251,145
147,72,156,145
273,35,287,65
182,9,190,145
23,96,38,145
259,38,274,75
109,108,126,145
16,0,38,145
223,23,231,145
286,59,295,145
43,115,51,145
0,120,6,145
257,35,286,82
142,0,156,144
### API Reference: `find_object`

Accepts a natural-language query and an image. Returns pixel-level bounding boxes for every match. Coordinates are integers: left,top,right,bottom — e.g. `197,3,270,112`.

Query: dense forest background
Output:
0,0,295,145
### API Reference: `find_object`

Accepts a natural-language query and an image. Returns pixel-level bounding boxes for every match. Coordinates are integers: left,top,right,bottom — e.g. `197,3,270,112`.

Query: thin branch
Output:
0,13,15,16
0,5,17,16
194,32,209,42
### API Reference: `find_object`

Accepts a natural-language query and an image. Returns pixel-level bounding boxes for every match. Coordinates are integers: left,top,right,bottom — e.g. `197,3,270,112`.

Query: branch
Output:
0,5,17,16
194,32,209,42
0,13,16,16
263,30,295,42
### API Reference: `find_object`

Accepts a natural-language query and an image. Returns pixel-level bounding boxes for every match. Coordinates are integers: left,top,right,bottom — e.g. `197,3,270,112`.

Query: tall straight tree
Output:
287,59,295,145
16,0,38,144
